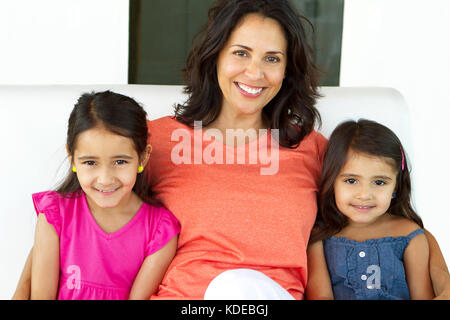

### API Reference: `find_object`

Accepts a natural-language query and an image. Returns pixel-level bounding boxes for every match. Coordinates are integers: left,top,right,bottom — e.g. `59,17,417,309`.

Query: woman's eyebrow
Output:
231,44,285,55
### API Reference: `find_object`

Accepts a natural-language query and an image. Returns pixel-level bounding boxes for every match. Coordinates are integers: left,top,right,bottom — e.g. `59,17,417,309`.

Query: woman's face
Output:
216,13,287,120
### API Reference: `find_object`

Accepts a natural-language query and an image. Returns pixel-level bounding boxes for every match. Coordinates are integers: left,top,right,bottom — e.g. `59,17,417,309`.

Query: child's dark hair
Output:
310,119,423,243
56,90,158,205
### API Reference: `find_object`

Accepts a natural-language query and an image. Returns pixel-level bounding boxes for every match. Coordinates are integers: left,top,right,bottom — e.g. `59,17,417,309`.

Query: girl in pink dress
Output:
30,91,180,300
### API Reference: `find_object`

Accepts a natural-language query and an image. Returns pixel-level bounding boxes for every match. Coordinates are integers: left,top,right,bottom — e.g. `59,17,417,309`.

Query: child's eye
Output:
83,160,96,166
265,56,280,63
374,180,386,186
345,178,357,184
114,160,128,165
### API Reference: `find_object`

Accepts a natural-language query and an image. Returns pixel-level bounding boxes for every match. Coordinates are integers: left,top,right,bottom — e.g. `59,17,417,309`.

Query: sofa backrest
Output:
0,85,413,299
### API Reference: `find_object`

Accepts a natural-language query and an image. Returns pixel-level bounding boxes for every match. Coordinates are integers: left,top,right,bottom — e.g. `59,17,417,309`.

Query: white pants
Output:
204,269,295,300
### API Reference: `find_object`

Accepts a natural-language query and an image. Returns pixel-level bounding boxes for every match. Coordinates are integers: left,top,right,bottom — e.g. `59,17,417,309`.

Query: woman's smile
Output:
234,82,266,97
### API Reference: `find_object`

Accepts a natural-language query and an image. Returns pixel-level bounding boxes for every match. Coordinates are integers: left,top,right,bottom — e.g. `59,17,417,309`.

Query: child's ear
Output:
66,144,73,165
140,144,152,168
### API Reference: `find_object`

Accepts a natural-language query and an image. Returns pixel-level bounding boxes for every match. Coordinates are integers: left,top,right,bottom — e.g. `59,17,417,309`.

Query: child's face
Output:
71,127,143,211
333,149,397,227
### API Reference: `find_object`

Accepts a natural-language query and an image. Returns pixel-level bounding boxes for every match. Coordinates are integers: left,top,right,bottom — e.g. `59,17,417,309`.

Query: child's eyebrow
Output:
339,173,360,177
339,173,393,180
111,155,134,159
372,175,393,180
77,155,134,160
77,156,99,160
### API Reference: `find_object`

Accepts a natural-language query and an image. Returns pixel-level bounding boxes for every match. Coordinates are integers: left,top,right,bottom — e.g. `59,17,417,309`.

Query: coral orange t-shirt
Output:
147,116,327,299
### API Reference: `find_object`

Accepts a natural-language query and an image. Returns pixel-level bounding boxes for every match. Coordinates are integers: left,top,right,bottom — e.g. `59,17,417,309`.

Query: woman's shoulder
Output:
292,129,328,152
287,130,328,168
148,116,187,130
148,116,192,143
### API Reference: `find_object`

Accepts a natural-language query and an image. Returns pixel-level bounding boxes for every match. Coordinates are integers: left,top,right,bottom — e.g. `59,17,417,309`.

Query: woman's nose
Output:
245,59,264,80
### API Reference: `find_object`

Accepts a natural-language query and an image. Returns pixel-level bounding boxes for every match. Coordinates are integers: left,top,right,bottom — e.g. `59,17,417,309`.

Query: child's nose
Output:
97,168,115,185
356,184,372,199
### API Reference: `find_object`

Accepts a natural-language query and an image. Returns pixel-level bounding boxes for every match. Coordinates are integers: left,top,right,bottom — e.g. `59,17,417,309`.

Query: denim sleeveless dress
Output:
323,228,424,300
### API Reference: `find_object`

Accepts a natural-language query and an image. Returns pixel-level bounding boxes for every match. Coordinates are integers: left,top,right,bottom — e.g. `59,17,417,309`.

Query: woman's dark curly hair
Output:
175,0,321,148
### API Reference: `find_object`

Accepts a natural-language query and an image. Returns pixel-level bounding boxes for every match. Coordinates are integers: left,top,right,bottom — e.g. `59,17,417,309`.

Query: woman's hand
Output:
11,248,32,300
425,229,450,300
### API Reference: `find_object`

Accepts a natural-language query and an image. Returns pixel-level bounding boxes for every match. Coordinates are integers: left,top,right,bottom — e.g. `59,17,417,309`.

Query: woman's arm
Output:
11,248,32,300
128,235,178,300
424,229,450,299
305,240,334,300
403,232,435,299
30,213,60,300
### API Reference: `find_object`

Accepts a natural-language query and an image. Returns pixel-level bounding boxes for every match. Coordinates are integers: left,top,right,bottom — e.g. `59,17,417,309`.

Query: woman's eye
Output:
265,56,280,63
233,50,248,57
345,178,357,184
374,180,386,186
83,160,96,166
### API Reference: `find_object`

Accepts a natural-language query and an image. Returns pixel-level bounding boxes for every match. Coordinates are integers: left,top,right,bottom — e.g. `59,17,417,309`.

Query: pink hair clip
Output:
400,147,405,171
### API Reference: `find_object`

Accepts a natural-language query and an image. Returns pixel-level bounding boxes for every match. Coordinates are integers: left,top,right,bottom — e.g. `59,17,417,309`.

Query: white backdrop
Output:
0,0,129,84
341,0,450,261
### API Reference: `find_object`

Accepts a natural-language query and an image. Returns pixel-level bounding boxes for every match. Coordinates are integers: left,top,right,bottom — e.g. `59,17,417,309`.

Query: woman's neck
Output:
205,115,268,147
206,108,268,142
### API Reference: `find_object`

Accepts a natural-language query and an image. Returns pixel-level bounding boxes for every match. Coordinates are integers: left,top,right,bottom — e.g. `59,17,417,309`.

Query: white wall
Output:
341,0,450,261
0,0,129,84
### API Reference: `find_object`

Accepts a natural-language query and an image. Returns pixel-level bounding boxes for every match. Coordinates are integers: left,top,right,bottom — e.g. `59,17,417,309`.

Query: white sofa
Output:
0,85,417,299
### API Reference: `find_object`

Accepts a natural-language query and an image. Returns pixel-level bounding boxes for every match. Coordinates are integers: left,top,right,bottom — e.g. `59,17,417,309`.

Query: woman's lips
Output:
234,82,265,97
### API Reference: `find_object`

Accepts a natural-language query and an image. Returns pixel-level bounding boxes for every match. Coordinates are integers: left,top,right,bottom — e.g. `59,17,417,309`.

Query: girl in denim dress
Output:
306,119,434,300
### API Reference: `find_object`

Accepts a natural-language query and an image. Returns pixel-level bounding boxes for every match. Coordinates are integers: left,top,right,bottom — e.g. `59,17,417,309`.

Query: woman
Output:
14,0,449,299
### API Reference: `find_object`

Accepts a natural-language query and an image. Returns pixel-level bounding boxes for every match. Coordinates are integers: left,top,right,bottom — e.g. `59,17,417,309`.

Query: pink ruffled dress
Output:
32,190,180,300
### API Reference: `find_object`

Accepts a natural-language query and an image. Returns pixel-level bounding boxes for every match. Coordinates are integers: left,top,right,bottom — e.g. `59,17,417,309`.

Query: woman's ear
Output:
140,144,152,168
